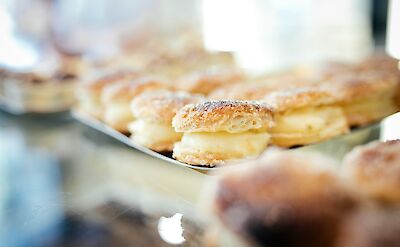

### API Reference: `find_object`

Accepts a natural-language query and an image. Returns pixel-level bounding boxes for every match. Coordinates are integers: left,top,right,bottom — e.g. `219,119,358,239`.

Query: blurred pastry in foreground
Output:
176,67,245,95
212,152,359,247
129,90,204,152
262,87,349,147
77,70,140,119
328,71,398,127
101,76,168,132
341,140,400,204
172,100,274,166
336,207,400,247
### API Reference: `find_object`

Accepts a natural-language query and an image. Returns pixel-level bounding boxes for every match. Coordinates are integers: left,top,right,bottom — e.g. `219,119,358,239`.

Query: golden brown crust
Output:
354,54,400,109
292,61,354,80
355,53,400,75
326,71,398,102
208,72,320,100
102,76,168,102
213,152,359,247
176,67,246,94
342,140,400,203
208,82,276,100
131,90,204,123
83,70,141,92
262,86,340,112
172,100,274,133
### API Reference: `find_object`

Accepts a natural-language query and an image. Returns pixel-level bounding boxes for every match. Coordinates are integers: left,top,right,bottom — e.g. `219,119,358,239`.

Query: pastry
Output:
208,74,317,100
262,87,349,147
176,67,245,95
101,76,167,132
212,152,359,247
341,140,400,203
355,53,400,109
327,71,398,127
77,70,140,119
172,100,274,166
129,90,204,151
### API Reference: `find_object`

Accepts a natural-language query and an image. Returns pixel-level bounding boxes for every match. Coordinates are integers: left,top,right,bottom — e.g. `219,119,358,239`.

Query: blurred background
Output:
0,0,390,72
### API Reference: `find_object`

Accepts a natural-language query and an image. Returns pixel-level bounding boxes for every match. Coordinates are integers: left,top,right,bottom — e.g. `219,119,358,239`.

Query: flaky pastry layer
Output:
129,119,182,152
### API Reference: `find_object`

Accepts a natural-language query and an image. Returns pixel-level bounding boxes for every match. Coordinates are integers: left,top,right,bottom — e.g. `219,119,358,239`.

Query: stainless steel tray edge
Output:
73,110,400,170
72,110,214,171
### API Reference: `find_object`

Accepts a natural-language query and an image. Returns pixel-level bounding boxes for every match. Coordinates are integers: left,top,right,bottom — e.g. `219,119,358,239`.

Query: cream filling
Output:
271,106,347,136
128,119,182,146
175,131,270,158
76,91,102,117
103,102,133,127
341,96,397,124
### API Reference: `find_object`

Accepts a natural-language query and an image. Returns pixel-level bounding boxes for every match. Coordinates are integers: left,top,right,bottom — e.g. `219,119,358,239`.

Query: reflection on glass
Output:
0,5,39,69
158,213,185,245
381,112,400,141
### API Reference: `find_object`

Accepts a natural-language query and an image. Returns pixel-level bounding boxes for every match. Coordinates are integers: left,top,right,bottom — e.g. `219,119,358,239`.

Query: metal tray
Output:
72,110,400,171
72,110,213,171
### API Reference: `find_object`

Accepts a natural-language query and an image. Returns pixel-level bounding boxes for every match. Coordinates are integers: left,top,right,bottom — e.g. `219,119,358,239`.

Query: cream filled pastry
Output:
327,71,399,127
262,87,349,147
172,100,274,166
101,76,167,132
129,90,203,151
341,140,400,204
77,70,141,119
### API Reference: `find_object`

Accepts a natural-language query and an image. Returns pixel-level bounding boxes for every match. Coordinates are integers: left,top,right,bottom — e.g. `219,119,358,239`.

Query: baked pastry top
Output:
176,67,245,94
82,70,141,92
101,76,168,103
172,100,274,133
208,72,319,100
131,90,204,124
329,71,398,102
262,86,340,112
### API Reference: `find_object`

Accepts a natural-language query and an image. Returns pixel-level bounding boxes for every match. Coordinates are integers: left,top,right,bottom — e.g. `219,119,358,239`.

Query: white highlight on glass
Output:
157,213,185,245
0,5,39,69
387,0,400,59
381,112,400,141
